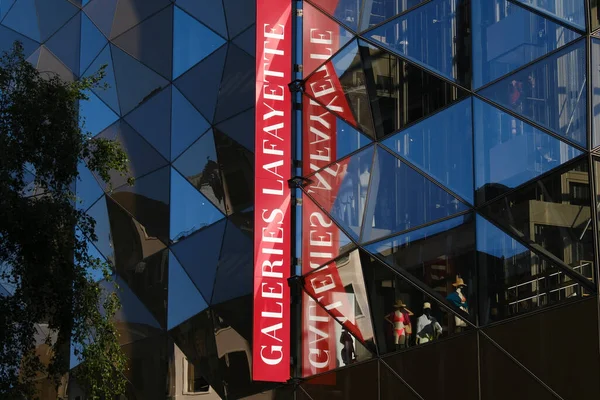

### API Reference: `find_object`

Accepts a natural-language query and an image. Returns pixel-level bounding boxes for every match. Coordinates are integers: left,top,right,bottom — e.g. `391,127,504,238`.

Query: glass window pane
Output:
478,40,587,147
110,0,171,39
366,0,472,87
472,0,580,88
592,38,600,148
361,146,469,243
76,161,103,212
359,0,426,31
593,0,600,31
213,44,254,123
80,13,107,76
365,214,477,321
301,360,379,398
120,335,170,398
514,0,586,30
168,251,208,329
171,87,210,160
307,0,364,32
83,0,118,38
476,215,590,326
474,98,583,204
222,0,255,38
479,158,595,280
383,97,474,203
82,45,120,115
176,0,228,39
215,109,255,153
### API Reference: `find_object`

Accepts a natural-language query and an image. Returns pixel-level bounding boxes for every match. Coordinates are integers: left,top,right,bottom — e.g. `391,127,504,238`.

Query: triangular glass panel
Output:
478,40,586,147
360,249,471,356
479,334,557,400
483,298,600,400
173,44,227,122
0,24,38,58
82,45,120,114
175,0,227,39
85,196,115,264
366,0,471,87
35,0,79,42
361,146,469,243
383,332,479,400
228,207,253,239
120,335,171,398
170,168,225,243
79,13,106,74
380,361,421,400
301,290,374,378
110,166,170,245
479,157,595,280
222,0,254,38
171,87,210,160
300,194,356,277
383,97,474,203
232,24,254,57
112,5,173,79
306,0,362,32
476,213,593,325
514,0,586,30
0,0,16,20
592,38,600,149
305,39,375,138
173,129,227,214
2,0,40,41
173,6,225,79
111,44,169,116
302,1,354,76
303,249,377,353
211,221,252,304
473,98,583,204
472,0,580,89
124,85,171,160
94,120,169,189
37,46,75,82
214,109,254,152
365,213,477,318
110,0,171,39
83,0,118,38
25,46,41,67
75,227,106,282
45,11,80,75
213,44,254,123
358,0,427,32
302,93,372,177
79,89,118,136
303,144,375,241
214,128,254,214
171,219,226,301
168,251,208,329
76,161,103,211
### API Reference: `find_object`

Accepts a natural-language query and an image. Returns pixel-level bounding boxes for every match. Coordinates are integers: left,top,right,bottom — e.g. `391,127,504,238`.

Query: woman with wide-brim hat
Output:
385,299,413,350
446,276,469,330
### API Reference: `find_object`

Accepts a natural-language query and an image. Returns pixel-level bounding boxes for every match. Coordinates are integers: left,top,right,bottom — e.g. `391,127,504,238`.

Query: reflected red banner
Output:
253,0,292,383
301,1,361,378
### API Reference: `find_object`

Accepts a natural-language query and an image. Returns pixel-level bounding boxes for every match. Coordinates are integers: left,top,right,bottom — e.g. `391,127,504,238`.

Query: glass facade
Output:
2,0,600,399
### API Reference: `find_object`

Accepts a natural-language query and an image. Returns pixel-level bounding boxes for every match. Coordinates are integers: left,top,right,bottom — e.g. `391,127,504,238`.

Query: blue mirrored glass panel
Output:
382,98,474,203
167,251,208,329
76,161,103,212
214,109,254,152
2,0,40,41
474,98,582,204
592,38,600,148
514,0,586,30
176,0,228,39
359,0,425,31
82,45,120,115
80,13,108,77
171,87,210,160
0,24,38,58
478,40,587,147
366,0,472,87
0,0,16,20
85,197,115,264
361,147,468,243
472,0,579,89
308,0,363,31
79,90,119,136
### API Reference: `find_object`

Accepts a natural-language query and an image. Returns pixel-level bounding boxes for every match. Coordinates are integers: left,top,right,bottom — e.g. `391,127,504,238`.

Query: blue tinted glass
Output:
174,44,227,122
232,25,254,56
514,0,586,30
478,40,587,147
214,109,253,152
124,85,171,159
36,0,79,42
167,251,208,329
170,168,225,243
83,0,118,38
472,0,579,88
170,219,226,301
75,228,106,282
361,146,469,243
305,145,375,240
82,45,120,114
79,90,119,136
110,0,170,39
222,0,255,38
213,45,254,123
593,39,600,148
109,276,161,328
76,161,103,211
309,0,362,31
0,24,38,59
366,0,471,86
176,0,228,39
2,0,40,41
382,98,474,203
359,0,425,31
473,98,582,204
80,13,107,75
1,0,16,20
171,87,210,160
173,6,225,79
45,12,80,75
85,197,115,264
111,44,169,116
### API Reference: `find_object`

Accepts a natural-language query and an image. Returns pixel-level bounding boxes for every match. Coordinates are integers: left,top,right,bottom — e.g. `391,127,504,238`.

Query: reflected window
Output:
184,358,210,394
514,0,586,30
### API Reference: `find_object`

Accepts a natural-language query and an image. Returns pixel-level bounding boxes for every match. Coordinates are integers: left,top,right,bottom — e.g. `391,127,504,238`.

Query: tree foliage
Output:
0,42,129,399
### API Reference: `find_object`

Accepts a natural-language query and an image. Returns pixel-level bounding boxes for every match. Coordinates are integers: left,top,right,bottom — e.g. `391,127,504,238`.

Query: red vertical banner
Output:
253,0,292,383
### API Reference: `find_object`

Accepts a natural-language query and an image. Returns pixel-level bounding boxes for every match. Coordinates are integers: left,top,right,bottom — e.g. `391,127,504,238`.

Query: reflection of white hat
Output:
423,302,432,310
